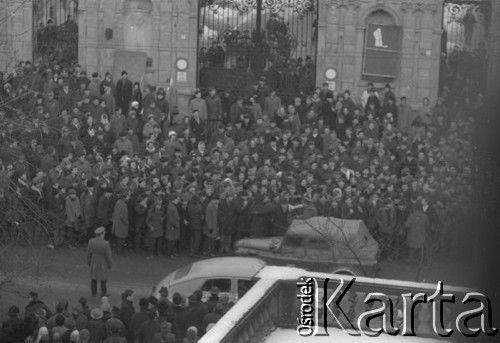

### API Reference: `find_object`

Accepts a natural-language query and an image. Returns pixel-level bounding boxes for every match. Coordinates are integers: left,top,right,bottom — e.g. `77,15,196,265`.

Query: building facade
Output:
0,0,497,111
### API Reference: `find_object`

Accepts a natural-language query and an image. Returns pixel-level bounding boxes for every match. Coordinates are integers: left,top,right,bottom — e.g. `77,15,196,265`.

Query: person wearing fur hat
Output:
87,226,113,297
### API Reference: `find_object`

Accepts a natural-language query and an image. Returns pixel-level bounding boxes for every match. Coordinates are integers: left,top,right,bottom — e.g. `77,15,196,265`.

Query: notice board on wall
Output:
113,50,148,87
362,24,402,78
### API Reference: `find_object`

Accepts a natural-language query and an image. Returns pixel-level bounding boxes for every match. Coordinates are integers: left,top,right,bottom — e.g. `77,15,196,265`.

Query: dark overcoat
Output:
87,236,112,280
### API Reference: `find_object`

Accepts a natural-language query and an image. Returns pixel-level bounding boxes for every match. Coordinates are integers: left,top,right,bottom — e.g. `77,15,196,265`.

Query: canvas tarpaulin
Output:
286,217,379,263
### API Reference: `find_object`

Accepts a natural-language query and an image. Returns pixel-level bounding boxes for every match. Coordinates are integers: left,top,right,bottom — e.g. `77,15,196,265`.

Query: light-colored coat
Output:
204,199,219,238
65,196,82,227
87,236,112,280
112,198,129,238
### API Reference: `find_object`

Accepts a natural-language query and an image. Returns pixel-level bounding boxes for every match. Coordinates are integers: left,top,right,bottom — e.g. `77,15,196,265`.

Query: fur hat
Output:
90,308,103,320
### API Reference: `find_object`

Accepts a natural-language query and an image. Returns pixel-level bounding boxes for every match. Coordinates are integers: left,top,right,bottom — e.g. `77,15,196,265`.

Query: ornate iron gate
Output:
197,0,318,98
32,0,79,67
440,0,491,93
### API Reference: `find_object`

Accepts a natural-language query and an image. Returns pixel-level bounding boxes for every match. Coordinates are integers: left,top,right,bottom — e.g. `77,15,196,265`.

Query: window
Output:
307,238,333,260
281,235,305,256
363,23,401,78
201,278,231,293
237,279,255,298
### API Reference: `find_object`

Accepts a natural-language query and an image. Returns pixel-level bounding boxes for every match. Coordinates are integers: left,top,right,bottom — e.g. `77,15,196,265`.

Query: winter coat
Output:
217,199,236,236
376,207,397,234
204,199,219,238
81,191,98,228
146,206,165,238
65,196,82,226
187,197,204,232
188,98,208,120
170,306,189,342
249,202,275,237
120,300,135,334
116,78,133,112
137,319,161,343
234,196,251,235
87,236,112,280
186,303,207,335
97,194,112,226
165,202,180,241
112,198,129,238
405,209,430,249
87,318,106,343
206,94,223,121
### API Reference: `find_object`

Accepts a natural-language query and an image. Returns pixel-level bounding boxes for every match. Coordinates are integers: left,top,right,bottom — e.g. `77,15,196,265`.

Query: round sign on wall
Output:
175,58,188,71
324,67,337,81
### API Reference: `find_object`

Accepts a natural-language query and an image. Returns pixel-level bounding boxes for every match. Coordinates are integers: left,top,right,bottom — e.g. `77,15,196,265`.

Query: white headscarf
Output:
35,326,49,343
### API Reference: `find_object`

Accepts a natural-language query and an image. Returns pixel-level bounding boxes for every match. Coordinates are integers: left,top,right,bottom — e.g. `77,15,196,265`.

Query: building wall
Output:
77,0,199,112
4,0,499,110
316,0,443,106
487,0,500,98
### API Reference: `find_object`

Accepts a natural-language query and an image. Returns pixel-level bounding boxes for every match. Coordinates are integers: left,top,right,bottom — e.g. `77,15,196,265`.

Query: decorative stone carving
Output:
327,0,360,10
401,0,439,14
124,0,153,11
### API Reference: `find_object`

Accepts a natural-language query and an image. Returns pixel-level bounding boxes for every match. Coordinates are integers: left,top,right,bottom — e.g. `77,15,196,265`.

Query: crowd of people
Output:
0,57,478,263
0,286,232,343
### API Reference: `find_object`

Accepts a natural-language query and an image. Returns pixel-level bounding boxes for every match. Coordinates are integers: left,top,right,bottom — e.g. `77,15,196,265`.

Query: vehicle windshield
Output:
173,263,192,281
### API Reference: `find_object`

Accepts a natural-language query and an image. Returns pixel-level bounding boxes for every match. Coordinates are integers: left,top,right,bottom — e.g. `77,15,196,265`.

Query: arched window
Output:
365,9,396,26
362,9,401,79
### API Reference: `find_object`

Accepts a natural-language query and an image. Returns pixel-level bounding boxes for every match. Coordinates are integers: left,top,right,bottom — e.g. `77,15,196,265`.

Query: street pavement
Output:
0,236,481,322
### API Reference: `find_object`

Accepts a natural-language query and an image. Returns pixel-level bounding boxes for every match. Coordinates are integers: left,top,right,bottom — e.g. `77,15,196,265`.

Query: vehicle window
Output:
201,278,231,293
309,238,330,250
282,235,304,248
281,235,305,255
237,279,255,298
307,238,333,259
173,264,192,281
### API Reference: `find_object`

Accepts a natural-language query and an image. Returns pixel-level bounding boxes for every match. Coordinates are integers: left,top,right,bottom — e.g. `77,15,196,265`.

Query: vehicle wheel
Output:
330,268,357,276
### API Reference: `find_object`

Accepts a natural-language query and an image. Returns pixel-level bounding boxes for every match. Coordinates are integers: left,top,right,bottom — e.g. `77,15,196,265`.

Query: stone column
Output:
487,0,500,97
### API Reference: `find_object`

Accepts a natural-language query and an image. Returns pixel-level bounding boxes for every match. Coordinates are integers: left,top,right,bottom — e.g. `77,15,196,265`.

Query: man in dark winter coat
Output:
130,298,149,343
205,87,223,140
217,191,237,254
116,71,133,115
25,291,52,319
120,289,135,342
0,306,27,343
234,191,251,241
185,294,207,335
187,194,204,257
249,195,275,237
170,293,189,342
